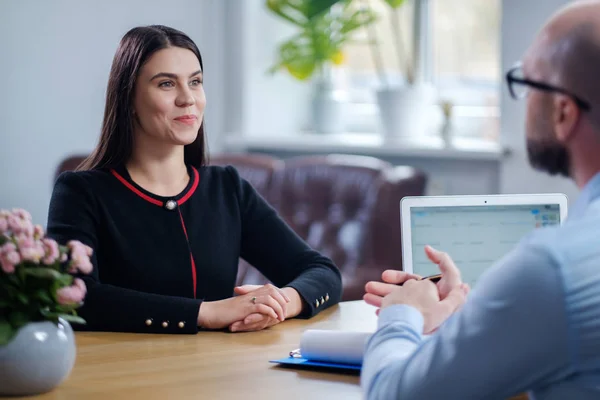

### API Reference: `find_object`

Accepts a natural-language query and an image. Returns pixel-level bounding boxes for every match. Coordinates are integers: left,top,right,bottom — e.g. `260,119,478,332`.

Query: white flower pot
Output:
0,318,76,396
376,85,435,140
310,74,347,134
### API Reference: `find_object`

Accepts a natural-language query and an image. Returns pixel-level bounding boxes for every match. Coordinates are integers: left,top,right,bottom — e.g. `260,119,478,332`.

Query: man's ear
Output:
553,94,579,143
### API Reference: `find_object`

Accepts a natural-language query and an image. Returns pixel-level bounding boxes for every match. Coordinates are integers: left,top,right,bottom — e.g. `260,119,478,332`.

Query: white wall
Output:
500,0,579,204
0,0,224,225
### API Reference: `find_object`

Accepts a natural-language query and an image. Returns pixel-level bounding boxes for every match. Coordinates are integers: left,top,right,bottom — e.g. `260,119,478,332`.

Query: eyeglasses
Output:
505,64,591,111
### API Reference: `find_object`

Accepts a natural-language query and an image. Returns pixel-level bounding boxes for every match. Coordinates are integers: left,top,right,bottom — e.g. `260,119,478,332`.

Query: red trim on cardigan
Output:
110,167,200,207
178,167,199,206
110,170,163,206
178,210,197,298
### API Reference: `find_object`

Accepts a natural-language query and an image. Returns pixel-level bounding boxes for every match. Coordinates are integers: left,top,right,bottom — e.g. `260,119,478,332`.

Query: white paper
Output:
299,329,373,365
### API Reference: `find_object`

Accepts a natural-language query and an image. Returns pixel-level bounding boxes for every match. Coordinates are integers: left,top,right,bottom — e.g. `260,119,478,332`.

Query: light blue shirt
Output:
362,173,600,400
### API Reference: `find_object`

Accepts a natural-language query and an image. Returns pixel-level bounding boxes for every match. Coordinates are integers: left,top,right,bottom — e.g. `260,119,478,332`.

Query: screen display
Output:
409,204,560,287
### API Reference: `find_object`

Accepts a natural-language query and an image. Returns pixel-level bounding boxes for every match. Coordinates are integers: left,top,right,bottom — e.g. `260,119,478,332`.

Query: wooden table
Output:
19,301,527,400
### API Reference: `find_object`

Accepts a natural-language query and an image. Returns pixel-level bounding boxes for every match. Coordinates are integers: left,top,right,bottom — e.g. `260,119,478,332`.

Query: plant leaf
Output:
58,314,86,325
305,0,343,20
8,310,29,329
35,289,54,304
16,293,29,305
0,317,15,346
384,0,407,8
23,268,62,280
40,308,60,324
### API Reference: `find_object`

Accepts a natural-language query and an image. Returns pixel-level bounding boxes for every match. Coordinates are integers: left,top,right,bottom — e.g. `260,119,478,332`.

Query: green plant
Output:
267,0,376,80
0,209,92,345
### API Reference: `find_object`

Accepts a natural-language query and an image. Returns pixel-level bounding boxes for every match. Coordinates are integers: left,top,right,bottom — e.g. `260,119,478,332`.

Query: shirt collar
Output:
567,172,600,221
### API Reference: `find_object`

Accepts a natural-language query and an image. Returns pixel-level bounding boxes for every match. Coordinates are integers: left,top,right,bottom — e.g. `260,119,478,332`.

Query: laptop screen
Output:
410,203,561,287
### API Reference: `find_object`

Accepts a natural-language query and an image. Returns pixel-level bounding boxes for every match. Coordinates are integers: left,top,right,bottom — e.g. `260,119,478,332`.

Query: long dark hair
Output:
78,25,208,171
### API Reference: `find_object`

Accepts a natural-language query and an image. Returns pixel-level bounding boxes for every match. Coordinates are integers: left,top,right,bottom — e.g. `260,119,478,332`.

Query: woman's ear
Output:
553,94,580,143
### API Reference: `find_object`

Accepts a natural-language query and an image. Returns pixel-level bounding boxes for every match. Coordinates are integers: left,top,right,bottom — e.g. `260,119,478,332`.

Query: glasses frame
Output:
505,64,591,111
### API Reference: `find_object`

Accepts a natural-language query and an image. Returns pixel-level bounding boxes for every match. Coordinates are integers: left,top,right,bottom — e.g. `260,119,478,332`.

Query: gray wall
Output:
500,0,578,203
0,0,225,224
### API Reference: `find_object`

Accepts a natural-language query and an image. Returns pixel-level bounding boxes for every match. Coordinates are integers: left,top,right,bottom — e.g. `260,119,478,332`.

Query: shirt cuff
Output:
378,304,424,332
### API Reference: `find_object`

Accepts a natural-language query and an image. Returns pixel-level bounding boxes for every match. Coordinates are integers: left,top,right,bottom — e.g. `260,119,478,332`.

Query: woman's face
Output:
132,46,205,146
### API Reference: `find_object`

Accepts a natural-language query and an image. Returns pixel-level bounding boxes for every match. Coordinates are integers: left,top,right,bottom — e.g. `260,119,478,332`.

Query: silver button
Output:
325,294,329,302
162,321,169,328
178,321,185,329
315,299,319,308
165,200,177,210
145,319,153,326
320,296,324,304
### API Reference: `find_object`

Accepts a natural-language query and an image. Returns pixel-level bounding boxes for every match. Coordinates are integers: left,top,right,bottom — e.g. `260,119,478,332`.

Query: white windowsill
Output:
223,133,509,162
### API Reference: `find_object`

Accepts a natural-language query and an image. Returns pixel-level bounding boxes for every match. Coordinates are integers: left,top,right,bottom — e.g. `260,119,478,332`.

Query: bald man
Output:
361,1,600,399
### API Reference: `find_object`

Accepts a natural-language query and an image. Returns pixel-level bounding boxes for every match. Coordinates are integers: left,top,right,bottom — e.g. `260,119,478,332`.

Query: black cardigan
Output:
46,164,342,334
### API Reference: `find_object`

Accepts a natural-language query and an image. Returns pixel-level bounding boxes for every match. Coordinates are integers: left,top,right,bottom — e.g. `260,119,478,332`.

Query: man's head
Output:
510,1,600,182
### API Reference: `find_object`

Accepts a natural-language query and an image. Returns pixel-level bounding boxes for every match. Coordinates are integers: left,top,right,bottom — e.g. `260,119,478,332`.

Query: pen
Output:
398,273,442,286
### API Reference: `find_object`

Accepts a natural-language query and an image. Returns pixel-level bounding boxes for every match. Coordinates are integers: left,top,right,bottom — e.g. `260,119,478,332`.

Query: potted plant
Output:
0,208,92,396
266,0,376,133
365,0,434,140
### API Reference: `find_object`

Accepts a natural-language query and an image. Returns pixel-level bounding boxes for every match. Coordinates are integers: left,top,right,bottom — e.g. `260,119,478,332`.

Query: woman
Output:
47,25,342,334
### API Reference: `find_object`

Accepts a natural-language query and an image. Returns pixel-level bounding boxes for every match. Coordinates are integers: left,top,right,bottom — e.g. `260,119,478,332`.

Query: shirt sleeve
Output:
47,172,203,334
225,166,343,318
361,241,571,400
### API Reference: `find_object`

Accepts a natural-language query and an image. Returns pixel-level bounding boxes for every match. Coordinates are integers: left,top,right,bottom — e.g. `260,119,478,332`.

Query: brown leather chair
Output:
55,155,86,181
209,153,283,204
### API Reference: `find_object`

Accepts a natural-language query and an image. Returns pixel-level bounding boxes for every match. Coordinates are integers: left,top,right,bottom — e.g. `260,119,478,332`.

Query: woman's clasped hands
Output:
198,283,298,332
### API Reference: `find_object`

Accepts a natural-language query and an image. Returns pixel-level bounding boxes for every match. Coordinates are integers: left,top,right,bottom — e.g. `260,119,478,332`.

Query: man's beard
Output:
526,139,571,177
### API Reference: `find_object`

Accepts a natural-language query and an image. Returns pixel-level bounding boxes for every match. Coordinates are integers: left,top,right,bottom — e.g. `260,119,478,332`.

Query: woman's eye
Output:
158,81,174,88
190,78,203,86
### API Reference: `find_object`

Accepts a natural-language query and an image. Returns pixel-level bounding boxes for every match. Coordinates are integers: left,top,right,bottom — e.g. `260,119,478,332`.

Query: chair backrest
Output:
209,153,283,204
367,165,428,269
55,155,87,181
269,154,390,277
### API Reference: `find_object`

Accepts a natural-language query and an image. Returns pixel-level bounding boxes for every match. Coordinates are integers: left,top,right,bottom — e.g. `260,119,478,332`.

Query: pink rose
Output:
0,242,16,255
68,240,93,257
0,243,19,273
7,214,34,237
67,241,94,274
41,238,60,265
56,278,87,305
16,235,42,263
33,225,44,240
11,208,32,221
0,217,7,234
7,215,22,233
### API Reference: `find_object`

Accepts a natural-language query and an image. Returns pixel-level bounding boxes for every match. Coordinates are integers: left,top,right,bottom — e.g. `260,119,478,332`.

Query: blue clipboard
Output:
270,348,361,372
269,356,361,371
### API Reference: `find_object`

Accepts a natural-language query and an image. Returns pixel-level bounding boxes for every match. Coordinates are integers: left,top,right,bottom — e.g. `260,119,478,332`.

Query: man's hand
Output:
381,279,469,334
363,271,422,309
364,245,464,311
424,245,462,300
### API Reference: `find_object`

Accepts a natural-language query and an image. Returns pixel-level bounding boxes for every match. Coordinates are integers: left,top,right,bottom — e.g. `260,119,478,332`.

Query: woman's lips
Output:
174,115,197,125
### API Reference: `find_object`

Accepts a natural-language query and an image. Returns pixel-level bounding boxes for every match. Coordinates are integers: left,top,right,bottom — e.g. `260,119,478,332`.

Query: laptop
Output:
400,194,568,287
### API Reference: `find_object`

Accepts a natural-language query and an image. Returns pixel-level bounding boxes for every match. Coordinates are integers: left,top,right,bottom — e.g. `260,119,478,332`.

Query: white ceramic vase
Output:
0,318,76,396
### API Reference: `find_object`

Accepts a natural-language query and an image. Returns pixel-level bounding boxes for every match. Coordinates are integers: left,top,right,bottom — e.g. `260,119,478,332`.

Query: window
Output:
343,0,501,140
